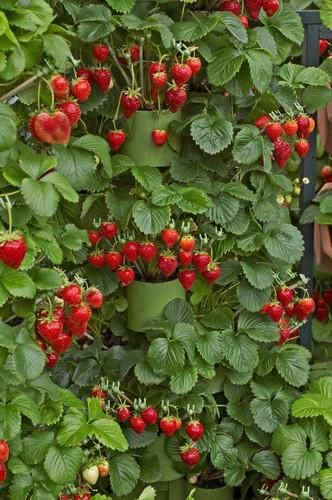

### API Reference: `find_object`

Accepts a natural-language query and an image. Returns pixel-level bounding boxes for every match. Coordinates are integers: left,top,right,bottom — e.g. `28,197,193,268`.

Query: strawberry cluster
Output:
218,0,279,26
255,112,315,168
260,286,315,345
35,284,103,368
60,492,91,500
106,55,201,152
86,224,221,289
313,289,332,322
0,440,9,484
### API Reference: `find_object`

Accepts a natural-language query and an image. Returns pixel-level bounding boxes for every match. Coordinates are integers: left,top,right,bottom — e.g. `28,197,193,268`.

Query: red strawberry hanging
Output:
266,302,284,322
130,415,146,433
185,420,204,441
180,446,200,466
106,130,126,151
117,405,131,422
180,235,196,251
165,85,187,113
139,242,158,262
86,288,104,308
151,129,168,147
123,241,139,261
93,69,112,93
273,138,292,168
178,269,196,290
149,62,166,76
186,57,202,76
161,228,179,248
158,254,178,278
151,71,168,89
92,44,109,62
52,332,73,353
141,406,158,425
159,416,178,437
104,251,123,270
88,252,105,268
0,232,26,269
116,266,135,286
36,317,63,343
192,252,211,272
178,249,193,267
100,222,118,239
171,63,193,86
57,101,81,126
255,114,270,129
262,0,279,16
88,230,101,246
71,78,91,102
50,75,70,100
265,122,283,142
218,0,241,14
121,90,142,118
203,263,222,283
283,120,298,137
57,284,82,305
34,111,71,145
295,139,310,158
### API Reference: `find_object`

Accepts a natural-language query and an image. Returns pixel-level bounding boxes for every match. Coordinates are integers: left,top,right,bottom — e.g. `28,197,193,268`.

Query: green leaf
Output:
56,409,91,446
250,398,289,433
211,432,238,469
40,399,63,425
0,403,21,440
61,224,88,251
272,424,306,455
303,86,332,113
21,178,59,217
241,261,274,290
296,67,330,86
170,364,198,394
281,442,322,480
91,418,128,451
134,360,165,386
269,6,304,44
251,450,280,479
77,4,114,42
223,182,256,201
201,307,233,330
246,49,273,93
206,193,240,225
41,171,79,203
233,126,262,164
43,34,71,71
31,268,63,290
0,103,17,151
105,0,135,13
263,223,304,264
216,11,248,43
321,0,332,29
275,344,311,388
171,13,218,42
151,186,181,206
140,454,161,483
172,323,197,363
10,393,41,425
190,115,233,155
170,158,199,182
124,426,158,449
196,330,223,364
238,311,279,342
44,445,83,484
208,48,245,86
0,45,25,81
131,166,162,192
2,270,36,299
72,134,112,174
237,281,271,312
22,431,54,465
53,145,97,191
164,299,194,324
0,322,17,351
110,455,140,496
255,26,277,55
320,468,332,500
133,201,170,235
147,338,185,375
221,330,259,373
177,187,211,214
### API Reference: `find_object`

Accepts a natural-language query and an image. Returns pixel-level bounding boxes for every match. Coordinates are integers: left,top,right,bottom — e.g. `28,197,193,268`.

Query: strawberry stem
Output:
0,73,41,103
41,76,55,110
109,47,131,86
139,38,145,101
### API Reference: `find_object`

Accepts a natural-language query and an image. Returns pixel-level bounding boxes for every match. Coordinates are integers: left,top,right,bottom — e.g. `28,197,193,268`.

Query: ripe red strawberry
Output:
283,120,298,137
276,287,294,306
53,333,72,354
159,416,177,437
141,406,158,425
315,304,329,321
34,111,71,145
117,405,131,422
165,85,187,113
106,130,126,151
321,165,332,180
58,284,82,305
92,44,109,62
139,242,158,262
273,138,292,168
320,39,330,56
245,0,263,20
178,249,193,267
116,266,135,286
180,235,196,252
192,252,211,272
130,44,140,62
294,298,315,320
39,306,65,324
265,122,283,142
186,57,202,76
100,222,118,239
86,288,104,309
46,351,59,368
158,254,178,278
71,78,91,102
239,15,249,28
161,228,179,248
171,63,193,86
151,71,168,89
77,68,92,81
69,304,92,323
0,440,9,462
98,460,109,478
149,62,166,76
185,421,204,441
93,69,112,93
323,290,332,305
57,101,81,126
151,129,168,147
296,115,310,137
121,91,142,118
262,0,279,16
255,115,270,129
36,318,63,343
203,263,222,283
73,494,91,500
180,446,200,466
50,75,69,100
266,302,284,322
91,386,107,398
123,241,139,261
88,252,105,268
0,463,7,483
0,233,26,269
88,230,101,246
130,415,146,433
295,139,310,158
104,251,123,270
218,0,241,13
178,270,196,290
285,302,295,317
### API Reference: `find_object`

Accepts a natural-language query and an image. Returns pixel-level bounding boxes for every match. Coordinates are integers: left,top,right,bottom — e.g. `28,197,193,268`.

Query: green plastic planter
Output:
186,483,234,500
112,479,185,500
127,280,185,332
121,110,182,167
147,435,184,482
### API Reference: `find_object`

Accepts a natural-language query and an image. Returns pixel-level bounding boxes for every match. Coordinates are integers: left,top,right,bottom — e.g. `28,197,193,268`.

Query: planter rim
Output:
128,278,181,288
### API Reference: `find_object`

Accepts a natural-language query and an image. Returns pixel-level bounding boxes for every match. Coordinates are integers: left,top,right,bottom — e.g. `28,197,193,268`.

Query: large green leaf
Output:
190,115,233,155
21,179,59,217
44,445,83,484
171,13,218,42
211,432,238,469
43,33,71,71
134,360,165,386
41,172,79,203
77,4,114,42
272,424,306,455
139,454,161,483
238,311,279,342
320,468,332,500
2,269,36,298
10,393,41,424
216,11,248,43
321,0,332,29
268,5,304,44
237,281,271,312
251,450,280,479
22,431,54,465
250,398,289,433
172,323,197,363
53,145,97,191
241,261,274,290
303,86,332,113
196,330,223,364
206,193,240,225
0,403,21,439
207,48,245,86
131,166,162,192
263,223,304,264
109,455,140,496
177,187,211,214
220,330,259,373
233,126,262,164
91,418,128,451
275,344,311,388
105,0,135,13
246,49,273,93
147,338,185,375
133,201,170,235
56,409,91,446
170,364,198,394
281,442,322,480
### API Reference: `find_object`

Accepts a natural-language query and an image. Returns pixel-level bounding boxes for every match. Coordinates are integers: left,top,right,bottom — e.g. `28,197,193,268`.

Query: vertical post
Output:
299,14,321,349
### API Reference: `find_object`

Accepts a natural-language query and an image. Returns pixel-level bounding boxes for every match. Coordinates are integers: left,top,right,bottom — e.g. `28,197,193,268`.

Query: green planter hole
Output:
127,280,186,332
121,110,182,167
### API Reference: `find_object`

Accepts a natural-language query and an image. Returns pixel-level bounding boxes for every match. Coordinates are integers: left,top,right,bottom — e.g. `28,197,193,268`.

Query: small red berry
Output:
86,288,104,309
106,130,126,151
130,415,146,434
151,129,168,147
161,228,179,248
92,44,109,62
104,251,123,270
88,252,105,268
71,78,91,102
116,266,135,286
185,421,204,441
141,406,158,425
117,406,131,422
266,302,284,322
139,242,158,262
122,241,139,261
100,222,118,240
88,230,101,246
159,416,178,437
178,270,196,290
